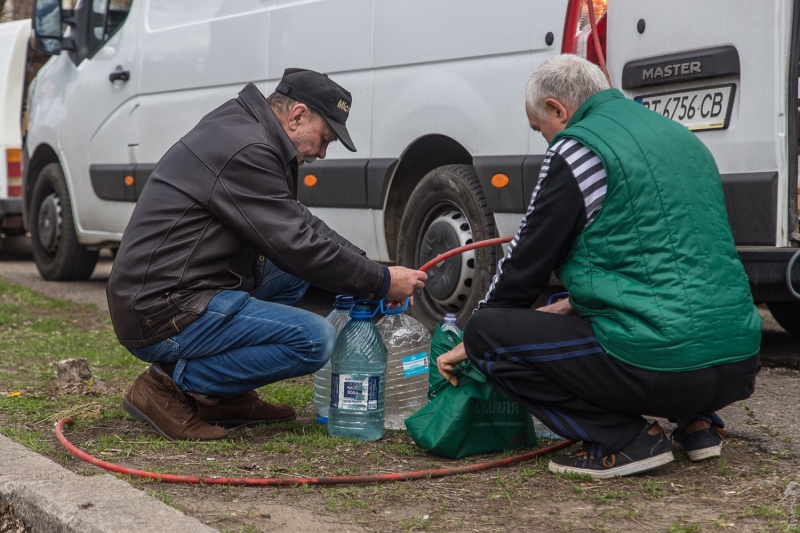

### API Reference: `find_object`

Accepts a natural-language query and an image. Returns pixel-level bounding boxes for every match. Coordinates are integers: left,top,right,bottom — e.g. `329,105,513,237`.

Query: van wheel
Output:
397,165,497,331
30,163,98,280
766,301,800,337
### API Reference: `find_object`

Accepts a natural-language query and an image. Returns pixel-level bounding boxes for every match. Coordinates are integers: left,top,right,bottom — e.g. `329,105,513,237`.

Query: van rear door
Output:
0,19,29,219
608,0,795,248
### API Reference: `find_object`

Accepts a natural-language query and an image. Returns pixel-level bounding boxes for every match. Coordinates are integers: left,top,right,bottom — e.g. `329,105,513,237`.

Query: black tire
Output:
766,301,800,337
397,165,497,331
30,163,98,280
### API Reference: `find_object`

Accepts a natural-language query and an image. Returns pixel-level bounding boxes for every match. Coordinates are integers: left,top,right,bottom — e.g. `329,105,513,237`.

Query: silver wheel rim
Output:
37,192,62,254
418,208,475,312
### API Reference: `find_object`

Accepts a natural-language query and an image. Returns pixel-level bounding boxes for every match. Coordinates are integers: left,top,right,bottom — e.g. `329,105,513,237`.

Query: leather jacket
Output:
107,83,388,347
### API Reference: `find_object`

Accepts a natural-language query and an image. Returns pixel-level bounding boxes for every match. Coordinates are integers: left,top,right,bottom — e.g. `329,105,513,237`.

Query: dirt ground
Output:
9,364,794,533
0,264,798,532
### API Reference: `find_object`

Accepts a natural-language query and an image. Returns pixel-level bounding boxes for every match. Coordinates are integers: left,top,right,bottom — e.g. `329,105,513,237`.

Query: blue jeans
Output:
127,262,336,398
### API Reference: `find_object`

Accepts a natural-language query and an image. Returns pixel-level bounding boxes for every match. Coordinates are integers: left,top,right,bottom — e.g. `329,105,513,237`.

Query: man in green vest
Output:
437,55,761,479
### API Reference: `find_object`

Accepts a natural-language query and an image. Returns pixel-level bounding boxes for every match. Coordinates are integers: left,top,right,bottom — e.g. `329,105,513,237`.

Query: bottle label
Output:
330,374,380,411
401,352,429,378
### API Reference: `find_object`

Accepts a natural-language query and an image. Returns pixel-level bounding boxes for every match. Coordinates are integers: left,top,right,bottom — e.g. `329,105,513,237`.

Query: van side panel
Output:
267,0,373,76
372,1,562,162
0,20,29,147
373,1,531,67
139,1,269,94
0,20,29,206
267,0,374,157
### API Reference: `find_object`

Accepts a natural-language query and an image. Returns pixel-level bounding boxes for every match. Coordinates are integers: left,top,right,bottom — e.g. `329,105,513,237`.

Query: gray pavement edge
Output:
0,432,217,533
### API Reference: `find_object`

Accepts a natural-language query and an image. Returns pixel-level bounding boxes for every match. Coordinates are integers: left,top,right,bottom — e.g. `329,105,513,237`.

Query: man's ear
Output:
544,98,571,125
286,103,310,132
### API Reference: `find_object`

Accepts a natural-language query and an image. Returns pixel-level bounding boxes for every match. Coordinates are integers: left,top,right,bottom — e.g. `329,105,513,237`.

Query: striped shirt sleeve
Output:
554,139,607,224
479,139,606,309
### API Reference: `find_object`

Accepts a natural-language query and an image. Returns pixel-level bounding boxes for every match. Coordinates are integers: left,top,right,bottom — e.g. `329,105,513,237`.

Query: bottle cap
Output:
444,313,457,322
334,294,354,310
349,304,373,320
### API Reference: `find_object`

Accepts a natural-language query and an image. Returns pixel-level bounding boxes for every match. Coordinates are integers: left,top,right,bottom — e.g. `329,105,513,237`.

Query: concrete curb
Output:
0,433,217,533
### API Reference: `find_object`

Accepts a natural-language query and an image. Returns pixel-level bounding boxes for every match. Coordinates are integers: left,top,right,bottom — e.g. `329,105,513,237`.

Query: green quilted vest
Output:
552,89,761,372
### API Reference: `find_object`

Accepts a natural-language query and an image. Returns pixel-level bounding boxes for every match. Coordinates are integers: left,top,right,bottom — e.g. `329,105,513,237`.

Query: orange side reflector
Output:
124,175,135,186
304,175,317,187
491,173,510,188
6,148,21,163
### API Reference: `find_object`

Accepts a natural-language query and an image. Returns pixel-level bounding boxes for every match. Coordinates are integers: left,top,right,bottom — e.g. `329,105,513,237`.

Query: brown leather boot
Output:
196,390,296,426
122,363,228,441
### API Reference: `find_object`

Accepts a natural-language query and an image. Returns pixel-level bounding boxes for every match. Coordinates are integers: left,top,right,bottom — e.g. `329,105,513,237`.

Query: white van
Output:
23,0,800,335
0,19,29,238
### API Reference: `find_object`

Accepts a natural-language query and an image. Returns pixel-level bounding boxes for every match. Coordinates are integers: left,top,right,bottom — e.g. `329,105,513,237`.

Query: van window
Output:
87,0,132,56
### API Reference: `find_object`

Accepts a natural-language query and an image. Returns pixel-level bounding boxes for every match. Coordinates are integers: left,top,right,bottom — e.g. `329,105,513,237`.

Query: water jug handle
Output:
547,292,570,305
353,299,382,317
379,297,410,315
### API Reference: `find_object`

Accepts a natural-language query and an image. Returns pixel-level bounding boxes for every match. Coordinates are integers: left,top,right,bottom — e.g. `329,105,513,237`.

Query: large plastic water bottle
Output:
376,300,432,430
328,304,388,441
441,313,461,337
313,295,354,420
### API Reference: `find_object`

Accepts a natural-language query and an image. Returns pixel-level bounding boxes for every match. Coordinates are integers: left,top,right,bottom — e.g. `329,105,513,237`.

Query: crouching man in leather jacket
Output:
107,69,427,441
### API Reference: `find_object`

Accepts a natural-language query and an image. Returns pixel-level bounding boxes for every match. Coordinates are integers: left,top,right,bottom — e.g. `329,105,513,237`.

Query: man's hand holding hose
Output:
386,266,427,301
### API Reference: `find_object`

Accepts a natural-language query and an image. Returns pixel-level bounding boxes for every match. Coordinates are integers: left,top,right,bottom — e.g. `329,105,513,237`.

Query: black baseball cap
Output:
275,68,356,152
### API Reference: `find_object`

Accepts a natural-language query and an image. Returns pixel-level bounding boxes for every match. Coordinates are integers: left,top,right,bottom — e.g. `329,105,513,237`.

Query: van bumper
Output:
738,247,800,301
0,198,24,233
0,198,22,218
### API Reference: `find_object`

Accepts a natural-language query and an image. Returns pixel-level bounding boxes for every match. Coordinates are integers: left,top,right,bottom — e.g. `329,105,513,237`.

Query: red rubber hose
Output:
419,236,513,273
56,417,575,486
586,0,612,88
56,236,576,486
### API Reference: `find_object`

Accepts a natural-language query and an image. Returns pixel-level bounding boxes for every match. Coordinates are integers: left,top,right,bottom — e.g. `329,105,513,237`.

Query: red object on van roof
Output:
562,0,608,69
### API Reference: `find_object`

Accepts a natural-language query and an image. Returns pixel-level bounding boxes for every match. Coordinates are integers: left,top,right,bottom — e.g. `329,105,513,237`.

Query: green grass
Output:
146,489,183,511
0,278,138,392
592,489,630,504
741,504,786,519
644,479,664,499
0,426,56,454
257,377,313,408
554,471,594,483
519,456,549,477
0,279,143,454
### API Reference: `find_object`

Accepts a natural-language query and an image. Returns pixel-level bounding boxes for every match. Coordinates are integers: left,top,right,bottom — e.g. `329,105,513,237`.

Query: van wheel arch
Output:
23,144,60,231
383,134,472,262
397,164,498,331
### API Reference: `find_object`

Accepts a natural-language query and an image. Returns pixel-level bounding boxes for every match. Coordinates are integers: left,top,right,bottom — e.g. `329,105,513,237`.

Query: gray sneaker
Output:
671,413,725,461
549,423,674,480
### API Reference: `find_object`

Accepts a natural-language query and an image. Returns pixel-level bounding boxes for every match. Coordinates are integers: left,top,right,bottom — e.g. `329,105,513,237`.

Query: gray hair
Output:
525,55,609,119
266,91,321,120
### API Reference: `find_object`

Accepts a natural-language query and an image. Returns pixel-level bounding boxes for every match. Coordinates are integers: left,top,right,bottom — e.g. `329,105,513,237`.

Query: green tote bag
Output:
405,323,537,459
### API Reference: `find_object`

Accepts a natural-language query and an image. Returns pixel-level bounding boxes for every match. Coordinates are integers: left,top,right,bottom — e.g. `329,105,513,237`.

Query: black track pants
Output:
463,307,760,455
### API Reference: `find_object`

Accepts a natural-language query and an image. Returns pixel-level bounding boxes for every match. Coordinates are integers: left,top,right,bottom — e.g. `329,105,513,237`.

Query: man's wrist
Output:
374,264,392,300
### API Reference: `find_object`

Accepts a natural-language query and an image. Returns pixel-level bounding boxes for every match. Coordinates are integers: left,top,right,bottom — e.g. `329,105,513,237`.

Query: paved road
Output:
0,240,797,366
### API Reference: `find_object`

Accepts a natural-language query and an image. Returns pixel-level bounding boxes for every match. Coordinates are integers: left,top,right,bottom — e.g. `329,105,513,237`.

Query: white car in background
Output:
23,0,800,335
0,19,29,241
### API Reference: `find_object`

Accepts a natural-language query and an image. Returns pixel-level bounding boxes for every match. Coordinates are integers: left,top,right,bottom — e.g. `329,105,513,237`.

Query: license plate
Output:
634,83,736,131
